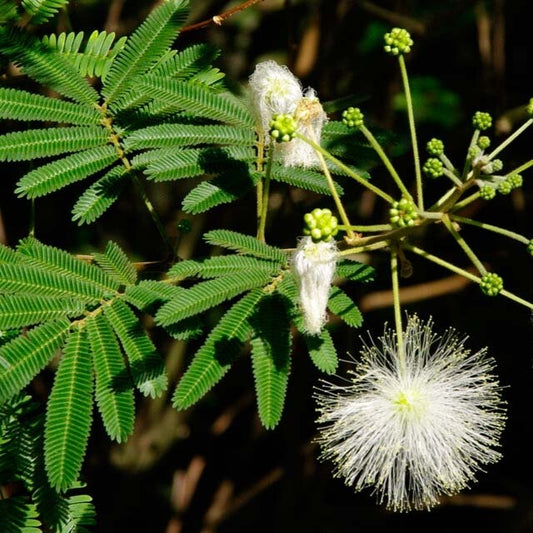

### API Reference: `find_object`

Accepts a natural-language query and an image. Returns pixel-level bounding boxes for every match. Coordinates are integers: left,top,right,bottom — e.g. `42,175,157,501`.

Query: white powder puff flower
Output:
292,236,338,335
315,315,506,512
280,88,328,168
249,60,303,139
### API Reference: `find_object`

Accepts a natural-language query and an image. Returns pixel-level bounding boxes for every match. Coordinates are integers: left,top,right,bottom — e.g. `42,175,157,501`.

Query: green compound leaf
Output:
124,280,184,314
124,123,254,151
250,294,291,430
156,270,273,326
335,258,374,282
102,0,189,105
0,263,104,303
44,328,93,491
21,0,68,24
328,286,363,328
167,255,281,281
0,88,101,125
270,163,344,196
0,497,41,533
304,329,338,374
0,126,109,162
203,230,288,263
0,27,98,105
0,295,83,330
136,77,254,126
173,288,262,409
43,30,127,81
87,314,135,443
151,42,220,79
104,298,167,398
17,237,119,293
15,145,117,199
0,319,70,403
92,241,138,286
71,165,128,225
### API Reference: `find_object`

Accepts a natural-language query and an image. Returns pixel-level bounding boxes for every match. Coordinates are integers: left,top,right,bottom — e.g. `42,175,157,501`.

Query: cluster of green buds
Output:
480,273,503,296
269,114,298,143
477,136,491,150
472,111,492,131
383,27,413,56
497,173,522,195
389,198,418,228
303,208,339,242
479,173,522,199
423,157,444,178
342,107,364,128
426,138,444,157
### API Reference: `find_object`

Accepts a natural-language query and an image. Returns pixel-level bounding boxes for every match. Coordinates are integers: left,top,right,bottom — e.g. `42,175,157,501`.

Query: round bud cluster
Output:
426,138,444,156
269,114,298,143
480,158,503,175
303,208,339,242
507,173,523,189
527,97,533,117
423,158,444,178
480,272,503,296
389,198,418,228
342,107,364,128
477,136,491,150
384,28,413,56
527,239,533,256
479,185,496,201
497,180,512,195
472,111,492,131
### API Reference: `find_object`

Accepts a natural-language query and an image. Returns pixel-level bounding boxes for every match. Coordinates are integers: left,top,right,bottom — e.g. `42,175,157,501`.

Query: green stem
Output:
450,214,530,244
442,167,464,187
450,191,481,212
338,241,390,255
404,244,533,311
398,55,423,210
257,145,274,242
487,118,533,160
294,132,394,203
338,223,393,232
462,130,479,179
360,124,412,199
256,133,265,227
508,158,533,176
442,214,487,275
391,246,405,372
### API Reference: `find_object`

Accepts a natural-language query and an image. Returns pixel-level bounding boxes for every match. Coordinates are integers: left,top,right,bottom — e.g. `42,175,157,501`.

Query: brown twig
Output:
180,0,266,33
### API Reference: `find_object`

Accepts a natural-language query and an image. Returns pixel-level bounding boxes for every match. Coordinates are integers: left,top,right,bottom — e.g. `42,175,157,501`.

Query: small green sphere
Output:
497,180,513,195
477,136,491,150
472,111,492,131
269,114,298,143
389,198,418,228
342,107,364,128
426,138,444,156
479,185,496,201
480,273,503,296
303,208,339,242
507,174,523,189
423,158,444,178
384,28,414,56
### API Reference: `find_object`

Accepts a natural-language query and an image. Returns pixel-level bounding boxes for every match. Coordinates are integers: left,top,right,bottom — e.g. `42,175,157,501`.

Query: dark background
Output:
2,1,533,531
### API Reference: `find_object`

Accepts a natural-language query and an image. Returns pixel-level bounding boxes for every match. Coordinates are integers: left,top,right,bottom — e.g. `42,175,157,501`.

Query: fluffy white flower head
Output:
249,60,303,138
292,236,338,335
281,88,328,168
315,315,506,512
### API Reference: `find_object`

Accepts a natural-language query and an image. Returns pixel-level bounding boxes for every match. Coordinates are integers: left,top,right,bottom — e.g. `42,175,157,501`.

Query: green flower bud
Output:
477,136,491,150
507,174,523,189
389,198,418,228
479,185,496,201
303,208,339,242
426,138,444,156
423,158,444,178
480,273,503,296
497,180,513,195
342,107,364,128
527,239,533,256
384,28,414,56
269,114,298,143
472,111,492,131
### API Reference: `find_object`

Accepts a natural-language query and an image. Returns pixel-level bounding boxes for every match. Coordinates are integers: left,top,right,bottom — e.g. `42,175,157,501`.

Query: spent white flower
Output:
249,60,303,138
280,88,328,168
315,315,506,512
292,236,338,335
